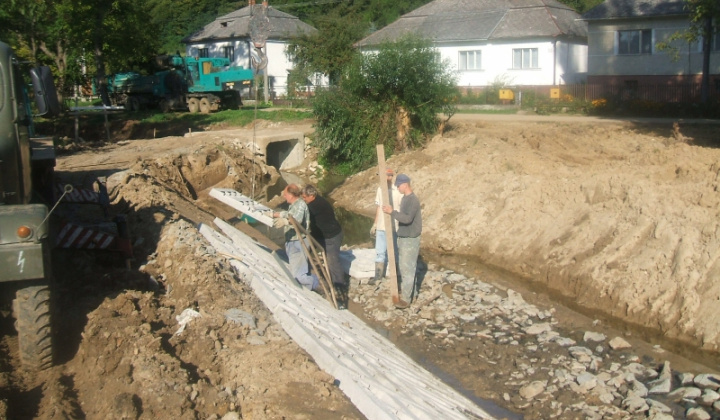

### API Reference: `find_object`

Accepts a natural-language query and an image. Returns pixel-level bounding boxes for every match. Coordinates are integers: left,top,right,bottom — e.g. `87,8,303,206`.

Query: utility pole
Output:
250,0,271,103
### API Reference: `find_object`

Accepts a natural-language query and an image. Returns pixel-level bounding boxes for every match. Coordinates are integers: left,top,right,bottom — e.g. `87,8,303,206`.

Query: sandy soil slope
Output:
0,121,363,420
2,115,719,420
331,118,720,354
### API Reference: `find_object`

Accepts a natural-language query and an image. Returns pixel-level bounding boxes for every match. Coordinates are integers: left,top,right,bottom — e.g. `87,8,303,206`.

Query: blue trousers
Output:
374,229,398,264
286,239,318,290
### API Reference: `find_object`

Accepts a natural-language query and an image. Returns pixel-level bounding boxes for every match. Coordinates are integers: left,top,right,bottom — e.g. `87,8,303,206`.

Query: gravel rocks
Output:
352,264,720,419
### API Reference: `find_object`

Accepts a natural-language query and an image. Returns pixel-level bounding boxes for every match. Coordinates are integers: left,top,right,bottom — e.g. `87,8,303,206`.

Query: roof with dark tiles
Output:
582,0,688,20
183,5,316,43
355,0,587,48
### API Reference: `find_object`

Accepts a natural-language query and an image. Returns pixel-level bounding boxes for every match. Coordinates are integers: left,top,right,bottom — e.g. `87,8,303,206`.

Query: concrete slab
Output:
340,248,376,278
210,188,274,226
200,218,494,420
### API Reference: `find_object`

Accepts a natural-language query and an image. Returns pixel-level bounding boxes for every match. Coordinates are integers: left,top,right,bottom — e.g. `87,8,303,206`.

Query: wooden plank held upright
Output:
376,145,399,303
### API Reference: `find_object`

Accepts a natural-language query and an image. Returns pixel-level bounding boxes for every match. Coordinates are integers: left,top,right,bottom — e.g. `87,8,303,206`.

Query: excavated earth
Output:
333,117,720,356
1,116,719,420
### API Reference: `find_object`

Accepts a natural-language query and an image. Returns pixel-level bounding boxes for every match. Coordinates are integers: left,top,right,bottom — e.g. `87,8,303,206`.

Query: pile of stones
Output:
351,267,720,419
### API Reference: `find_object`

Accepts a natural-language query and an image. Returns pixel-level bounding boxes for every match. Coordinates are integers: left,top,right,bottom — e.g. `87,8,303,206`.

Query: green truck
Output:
103,55,254,113
0,40,60,371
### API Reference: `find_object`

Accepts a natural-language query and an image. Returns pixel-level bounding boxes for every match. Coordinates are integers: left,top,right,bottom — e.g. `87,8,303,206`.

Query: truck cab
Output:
0,40,58,371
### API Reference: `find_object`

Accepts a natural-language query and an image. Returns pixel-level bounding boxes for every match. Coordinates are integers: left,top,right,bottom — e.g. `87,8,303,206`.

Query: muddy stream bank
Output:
4,118,720,420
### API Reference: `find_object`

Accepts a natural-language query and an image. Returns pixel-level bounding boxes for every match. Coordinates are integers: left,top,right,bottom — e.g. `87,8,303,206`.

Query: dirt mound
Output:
106,139,279,226
331,119,720,354
0,131,361,419
59,218,359,419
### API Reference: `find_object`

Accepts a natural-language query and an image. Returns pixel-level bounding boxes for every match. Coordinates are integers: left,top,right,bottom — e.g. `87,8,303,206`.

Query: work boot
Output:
394,298,410,309
368,262,384,286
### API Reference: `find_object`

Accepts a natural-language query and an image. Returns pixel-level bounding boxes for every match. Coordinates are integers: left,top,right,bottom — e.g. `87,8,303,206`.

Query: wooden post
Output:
376,144,399,303
74,97,80,143
104,107,111,142
74,112,79,143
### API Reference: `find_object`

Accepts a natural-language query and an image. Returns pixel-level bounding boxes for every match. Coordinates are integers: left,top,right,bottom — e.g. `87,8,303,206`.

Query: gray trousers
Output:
397,236,420,302
323,231,345,286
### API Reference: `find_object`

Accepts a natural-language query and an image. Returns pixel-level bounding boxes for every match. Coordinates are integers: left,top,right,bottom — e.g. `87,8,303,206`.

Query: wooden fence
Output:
463,83,719,104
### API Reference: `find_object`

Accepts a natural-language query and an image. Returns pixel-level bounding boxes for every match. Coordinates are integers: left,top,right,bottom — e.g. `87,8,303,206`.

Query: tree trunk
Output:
38,41,68,104
93,6,111,106
395,106,410,150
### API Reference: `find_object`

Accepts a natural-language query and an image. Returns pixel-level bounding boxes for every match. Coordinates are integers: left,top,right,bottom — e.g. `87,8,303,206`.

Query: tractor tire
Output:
199,98,211,114
126,96,140,112
159,99,171,113
188,98,200,113
13,284,52,371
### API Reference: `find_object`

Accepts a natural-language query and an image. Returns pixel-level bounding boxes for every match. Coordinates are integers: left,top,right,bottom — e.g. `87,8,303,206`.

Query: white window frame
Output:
617,29,653,55
458,50,482,70
512,48,538,69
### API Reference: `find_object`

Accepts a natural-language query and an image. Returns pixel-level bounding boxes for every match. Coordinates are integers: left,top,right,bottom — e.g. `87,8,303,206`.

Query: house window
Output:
223,46,234,62
198,48,209,58
459,50,481,70
618,29,652,54
512,48,538,69
692,30,720,52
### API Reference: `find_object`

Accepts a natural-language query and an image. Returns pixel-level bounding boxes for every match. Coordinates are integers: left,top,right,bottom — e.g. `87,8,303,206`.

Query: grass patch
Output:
139,108,313,125
37,106,314,142
455,108,519,115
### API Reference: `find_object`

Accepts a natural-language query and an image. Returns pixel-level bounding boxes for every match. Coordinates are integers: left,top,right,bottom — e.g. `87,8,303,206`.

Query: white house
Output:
582,0,720,88
355,0,588,88
182,1,317,98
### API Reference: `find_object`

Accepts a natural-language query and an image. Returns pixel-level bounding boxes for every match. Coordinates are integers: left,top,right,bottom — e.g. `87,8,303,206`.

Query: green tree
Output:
287,12,367,85
687,0,720,103
656,0,720,103
0,0,159,102
146,0,233,55
312,36,457,173
65,0,161,104
0,0,75,97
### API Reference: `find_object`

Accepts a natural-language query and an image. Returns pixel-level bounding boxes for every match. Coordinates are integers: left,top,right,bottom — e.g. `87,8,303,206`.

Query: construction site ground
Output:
1,114,720,419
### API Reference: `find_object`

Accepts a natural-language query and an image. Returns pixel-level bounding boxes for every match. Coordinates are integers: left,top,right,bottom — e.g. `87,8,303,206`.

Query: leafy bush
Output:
483,74,515,105
457,90,488,105
312,36,458,173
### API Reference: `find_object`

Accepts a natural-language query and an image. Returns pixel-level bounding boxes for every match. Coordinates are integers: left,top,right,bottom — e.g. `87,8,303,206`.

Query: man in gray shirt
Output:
382,173,422,309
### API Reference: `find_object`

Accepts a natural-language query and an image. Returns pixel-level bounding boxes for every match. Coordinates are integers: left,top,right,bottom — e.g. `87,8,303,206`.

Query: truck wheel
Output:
199,98,211,114
188,98,200,113
126,97,140,112
159,99,171,113
13,285,52,371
